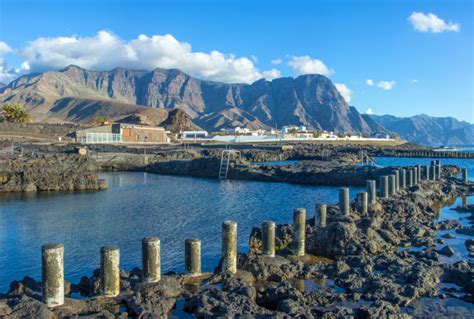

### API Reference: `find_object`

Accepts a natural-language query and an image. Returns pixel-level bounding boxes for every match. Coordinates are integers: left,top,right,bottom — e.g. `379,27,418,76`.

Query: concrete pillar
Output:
222,221,237,274
417,165,422,181
185,238,201,276
462,168,468,182
437,164,442,179
413,167,418,185
339,187,350,215
430,165,436,181
425,165,430,180
318,204,327,227
357,192,368,214
366,180,376,205
388,175,396,195
380,176,389,198
407,170,413,188
390,170,399,192
42,243,64,307
100,246,120,297
401,169,407,189
261,221,276,257
462,195,467,208
142,237,161,283
293,208,306,256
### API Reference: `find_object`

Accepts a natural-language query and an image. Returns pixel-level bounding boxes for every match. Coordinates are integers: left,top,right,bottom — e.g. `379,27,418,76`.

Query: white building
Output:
182,131,209,140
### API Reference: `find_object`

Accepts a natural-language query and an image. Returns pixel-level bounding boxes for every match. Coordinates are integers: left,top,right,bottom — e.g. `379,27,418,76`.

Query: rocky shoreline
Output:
0,154,107,193
0,165,472,318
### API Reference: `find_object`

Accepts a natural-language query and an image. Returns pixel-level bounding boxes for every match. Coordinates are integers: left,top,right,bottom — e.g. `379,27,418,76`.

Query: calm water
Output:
0,173,362,291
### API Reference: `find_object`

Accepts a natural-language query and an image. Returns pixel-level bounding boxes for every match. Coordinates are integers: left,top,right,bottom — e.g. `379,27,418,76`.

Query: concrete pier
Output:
339,187,350,215
407,170,413,188
357,192,368,214
390,170,399,192
222,221,237,274
318,204,327,228
417,165,422,181
185,238,201,276
413,167,418,185
437,164,442,179
367,180,376,205
100,246,120,297
425,165,430,180
388,175,396,195
401,169,407,189
380,176,389,198
461,168,468,182
262,221,276,257
42,243,64,307
293,208,306,256
142,237,161,283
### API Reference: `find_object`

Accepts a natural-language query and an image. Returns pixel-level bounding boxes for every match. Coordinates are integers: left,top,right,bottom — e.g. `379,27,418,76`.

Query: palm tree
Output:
2,103,32,123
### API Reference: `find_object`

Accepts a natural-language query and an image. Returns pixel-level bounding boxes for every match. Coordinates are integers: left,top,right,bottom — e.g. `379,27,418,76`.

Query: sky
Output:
0,0,472,122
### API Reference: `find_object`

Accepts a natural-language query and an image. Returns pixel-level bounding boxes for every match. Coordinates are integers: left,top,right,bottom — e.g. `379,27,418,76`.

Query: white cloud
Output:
376,81,396,90
365,108,374,115
16,30,280,84
0,41,23,83
262,68,281,81
366,79,374,86
0,41,13,55
271,58,282,65
408,12,460,33
288,55,333,76
410,79,418,83
335,83,352,103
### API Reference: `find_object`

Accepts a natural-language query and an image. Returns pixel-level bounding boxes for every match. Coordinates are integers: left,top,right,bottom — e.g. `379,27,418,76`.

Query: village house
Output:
75,124,169,144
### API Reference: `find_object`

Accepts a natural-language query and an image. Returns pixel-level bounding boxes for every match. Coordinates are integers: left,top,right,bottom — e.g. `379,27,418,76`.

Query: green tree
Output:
93,115,109,125
1,103,32,123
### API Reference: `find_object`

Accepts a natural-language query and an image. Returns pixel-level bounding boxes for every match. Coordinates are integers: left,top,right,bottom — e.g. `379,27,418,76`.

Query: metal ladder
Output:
359,150,375,166
219,149,241,179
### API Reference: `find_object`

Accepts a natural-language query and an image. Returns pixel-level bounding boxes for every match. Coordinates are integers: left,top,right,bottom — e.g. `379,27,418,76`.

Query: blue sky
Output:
0,0,472,122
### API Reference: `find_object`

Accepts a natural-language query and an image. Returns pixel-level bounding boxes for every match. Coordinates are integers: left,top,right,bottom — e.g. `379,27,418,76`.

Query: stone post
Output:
380,176,389,198
142,237,161,283
390,170,399,192
293,208,306,256
407,170,413,188
401,169,407,189
318,204,327,227
339,187,350,215
388,175,396,195
261,221,276,257
185,238,201,276
366,180,377,205
357,192,368,214
222,221,237,274
100,246,120,297
430,165,436,181
42,243,64,307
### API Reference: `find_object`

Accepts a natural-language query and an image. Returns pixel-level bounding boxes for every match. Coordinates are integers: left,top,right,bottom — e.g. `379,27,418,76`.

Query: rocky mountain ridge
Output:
0,65,381,134
369,114,474,146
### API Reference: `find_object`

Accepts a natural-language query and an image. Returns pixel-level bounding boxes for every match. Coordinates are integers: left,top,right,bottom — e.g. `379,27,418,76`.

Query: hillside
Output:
368,114,474,146
0,65,380,134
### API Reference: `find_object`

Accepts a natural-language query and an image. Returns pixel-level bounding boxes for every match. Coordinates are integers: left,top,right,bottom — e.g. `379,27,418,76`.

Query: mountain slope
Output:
369,114,474,146
0,65,380,134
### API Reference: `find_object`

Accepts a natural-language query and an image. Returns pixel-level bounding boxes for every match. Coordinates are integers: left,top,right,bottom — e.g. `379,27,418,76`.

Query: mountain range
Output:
0,65,472,146
368,114,474,146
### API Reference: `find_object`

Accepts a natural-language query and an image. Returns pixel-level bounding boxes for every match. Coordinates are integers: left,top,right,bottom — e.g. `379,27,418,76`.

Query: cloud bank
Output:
15,31,284,84
408,12,460,33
